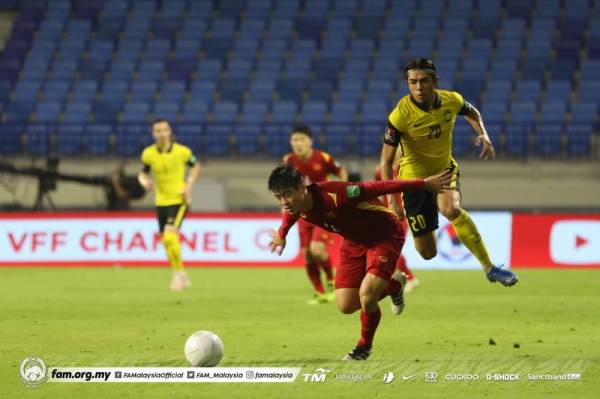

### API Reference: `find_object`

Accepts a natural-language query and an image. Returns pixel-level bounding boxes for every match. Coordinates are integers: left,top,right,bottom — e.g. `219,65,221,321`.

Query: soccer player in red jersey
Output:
283,125,348,304
374,161,419,293
374,145,418,291
268,165,451,360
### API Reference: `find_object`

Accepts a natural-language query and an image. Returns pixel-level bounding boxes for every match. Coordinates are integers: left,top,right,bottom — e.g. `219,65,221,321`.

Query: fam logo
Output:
303,368,331,383
436,223,471,262
20,357,47,389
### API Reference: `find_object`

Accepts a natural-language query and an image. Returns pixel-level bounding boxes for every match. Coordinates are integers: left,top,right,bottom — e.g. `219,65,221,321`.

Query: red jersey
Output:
284,149,342,185
278,179,424,245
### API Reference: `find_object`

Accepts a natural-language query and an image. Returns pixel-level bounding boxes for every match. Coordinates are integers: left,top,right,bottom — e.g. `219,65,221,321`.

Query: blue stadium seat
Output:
212,102,238,123
115,124,145,156
539,101,567,123
323,123,352,155
85,124,111,156
452,122,473,157
56,124,84,155
515,80,542,102
240,102,269,124
570,102,598,124
264,124,292,155
35,101,62,122
271,101,298,124
235,124,262,156
534,124,563,157
301,101,327,124
0,124,22,155
330,101,358,123
505,125,529,157
205,125,232,156
361,101,388,123
356,124,383,156
26,123,51,156
63,102,91,123
174,124,202,154
153,102,180,122
181,102,209,123
566,124,592,156
121,103,150,122
307,81,333,102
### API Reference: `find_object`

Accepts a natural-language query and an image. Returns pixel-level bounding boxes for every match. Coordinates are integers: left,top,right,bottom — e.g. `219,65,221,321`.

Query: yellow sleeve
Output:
450,91,466,114
141,147,151,166
182,145,192,163
387,103,407,133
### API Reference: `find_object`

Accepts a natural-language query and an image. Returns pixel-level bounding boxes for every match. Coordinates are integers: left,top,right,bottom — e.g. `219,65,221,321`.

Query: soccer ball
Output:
184,330,224,367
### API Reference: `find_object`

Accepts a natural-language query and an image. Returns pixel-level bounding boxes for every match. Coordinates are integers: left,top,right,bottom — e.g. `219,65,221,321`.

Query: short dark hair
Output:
404,58,439,81
268,165,303,192
290,124,312,138
152,118,171,126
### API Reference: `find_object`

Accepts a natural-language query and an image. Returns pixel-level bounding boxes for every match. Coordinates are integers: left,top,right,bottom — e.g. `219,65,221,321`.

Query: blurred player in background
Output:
138,119,201,291
374,147,419,293
380,58,517,286
283,125,348,304
105,163,146,210
268,165,451,360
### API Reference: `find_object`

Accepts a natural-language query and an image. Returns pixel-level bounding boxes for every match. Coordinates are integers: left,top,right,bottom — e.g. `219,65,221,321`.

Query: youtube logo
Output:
550,221,600,265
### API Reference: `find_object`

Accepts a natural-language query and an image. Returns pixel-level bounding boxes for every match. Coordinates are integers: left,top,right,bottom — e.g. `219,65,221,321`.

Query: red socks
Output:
306,261,325,294
357,307,382,349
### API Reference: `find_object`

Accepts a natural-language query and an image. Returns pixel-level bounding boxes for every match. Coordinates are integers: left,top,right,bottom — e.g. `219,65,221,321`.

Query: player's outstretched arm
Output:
423,170,453,192
380,143,404,218
268,229,287,255
464,105,496,159
183,162,201,203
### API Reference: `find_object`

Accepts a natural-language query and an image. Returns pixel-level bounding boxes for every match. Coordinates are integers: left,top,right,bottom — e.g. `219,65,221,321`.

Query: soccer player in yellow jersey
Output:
138,119,202,291
380,58,518,286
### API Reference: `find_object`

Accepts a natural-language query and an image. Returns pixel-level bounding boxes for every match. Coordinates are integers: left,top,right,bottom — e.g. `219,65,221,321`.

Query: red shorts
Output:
334,235,405,289
298,218,333,248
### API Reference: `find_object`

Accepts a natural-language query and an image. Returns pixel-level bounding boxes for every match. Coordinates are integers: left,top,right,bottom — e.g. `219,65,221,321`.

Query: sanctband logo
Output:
303,368,331,383
20,357,47,389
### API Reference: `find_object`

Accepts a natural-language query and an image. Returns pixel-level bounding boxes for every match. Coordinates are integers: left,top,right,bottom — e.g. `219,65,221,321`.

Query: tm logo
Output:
303,368,331,383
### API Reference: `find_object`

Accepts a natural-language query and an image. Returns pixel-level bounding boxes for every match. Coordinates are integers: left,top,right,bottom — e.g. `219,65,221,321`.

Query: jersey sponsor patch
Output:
346,185,361,198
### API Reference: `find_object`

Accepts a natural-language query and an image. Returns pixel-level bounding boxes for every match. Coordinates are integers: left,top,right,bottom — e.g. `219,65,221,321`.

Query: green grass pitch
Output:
1,267,598,398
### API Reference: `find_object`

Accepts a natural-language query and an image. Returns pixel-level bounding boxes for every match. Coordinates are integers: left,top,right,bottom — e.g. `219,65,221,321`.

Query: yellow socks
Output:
450,210,493,272
162,230,183,271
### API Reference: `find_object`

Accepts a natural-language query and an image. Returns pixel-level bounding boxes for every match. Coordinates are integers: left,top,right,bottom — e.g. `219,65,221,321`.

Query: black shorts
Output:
157,203,188,233
402,161,461,237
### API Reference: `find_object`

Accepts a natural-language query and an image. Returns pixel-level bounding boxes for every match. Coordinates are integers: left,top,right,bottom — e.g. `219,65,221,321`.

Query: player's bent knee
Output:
337,300,360,314
440,205,462,221
335,290,361,314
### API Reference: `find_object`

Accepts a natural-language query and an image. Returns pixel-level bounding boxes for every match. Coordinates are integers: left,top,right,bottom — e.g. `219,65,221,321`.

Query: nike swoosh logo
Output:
402,375,415,380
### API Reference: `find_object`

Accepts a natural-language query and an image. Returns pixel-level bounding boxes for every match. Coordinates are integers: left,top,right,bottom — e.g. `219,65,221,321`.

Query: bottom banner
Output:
46,367,302,383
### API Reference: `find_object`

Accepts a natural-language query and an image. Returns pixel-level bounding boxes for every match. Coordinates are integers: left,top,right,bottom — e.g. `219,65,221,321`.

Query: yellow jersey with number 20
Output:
387,90,468,178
